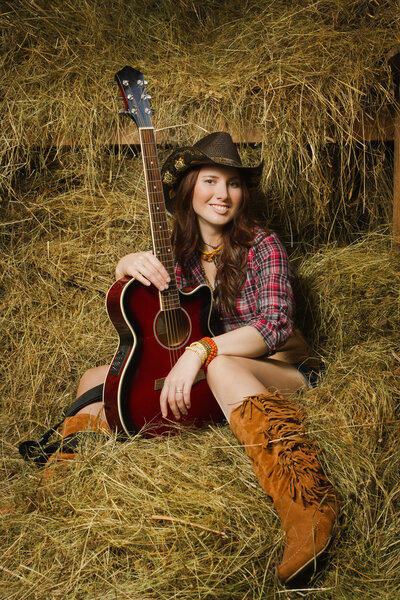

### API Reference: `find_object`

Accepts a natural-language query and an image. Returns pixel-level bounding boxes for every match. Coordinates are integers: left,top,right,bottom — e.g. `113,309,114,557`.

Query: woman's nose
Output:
215,182,229,200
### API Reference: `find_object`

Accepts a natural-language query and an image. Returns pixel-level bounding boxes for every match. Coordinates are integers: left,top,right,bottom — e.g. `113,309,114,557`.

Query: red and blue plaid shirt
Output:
175,228,295,354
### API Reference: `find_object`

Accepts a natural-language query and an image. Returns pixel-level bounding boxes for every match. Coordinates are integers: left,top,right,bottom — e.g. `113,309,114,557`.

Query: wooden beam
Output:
106,112,396,147
388,46,400,245
393,101,400,245
106,122,265,146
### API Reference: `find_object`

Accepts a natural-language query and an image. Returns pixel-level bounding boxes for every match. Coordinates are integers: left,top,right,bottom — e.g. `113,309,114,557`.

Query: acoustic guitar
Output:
103,66,224,435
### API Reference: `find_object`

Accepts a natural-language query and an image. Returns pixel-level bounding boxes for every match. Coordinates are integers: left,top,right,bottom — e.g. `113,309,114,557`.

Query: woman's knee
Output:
206,355,241,383
77,365,109,396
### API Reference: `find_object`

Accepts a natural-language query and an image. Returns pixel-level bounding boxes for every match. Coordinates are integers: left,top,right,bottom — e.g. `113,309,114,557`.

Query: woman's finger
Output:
173,389,188,417
182,386,191,411
135,264,169,290
167,395,182,420
160,386,169,419
132,271,152,286
160,384,183,420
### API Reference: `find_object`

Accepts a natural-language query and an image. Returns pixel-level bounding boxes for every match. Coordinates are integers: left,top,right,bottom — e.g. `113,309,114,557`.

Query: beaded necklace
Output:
200,262,215,291
198,246,222,263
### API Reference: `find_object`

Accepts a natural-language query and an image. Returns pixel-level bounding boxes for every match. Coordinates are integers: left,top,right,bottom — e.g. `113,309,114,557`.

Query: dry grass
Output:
1,0,399,240
2,172,400,598
1,1,400,598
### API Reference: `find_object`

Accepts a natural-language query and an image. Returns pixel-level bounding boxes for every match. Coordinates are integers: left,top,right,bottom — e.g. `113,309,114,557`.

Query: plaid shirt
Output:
175,228,295,354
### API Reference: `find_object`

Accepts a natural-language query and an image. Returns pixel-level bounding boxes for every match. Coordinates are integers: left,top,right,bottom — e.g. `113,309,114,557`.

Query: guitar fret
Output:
162,289,179,294
139,128,180,311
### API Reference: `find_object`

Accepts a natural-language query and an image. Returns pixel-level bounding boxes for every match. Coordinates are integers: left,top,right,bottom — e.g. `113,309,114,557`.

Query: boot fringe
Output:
239,392,335,505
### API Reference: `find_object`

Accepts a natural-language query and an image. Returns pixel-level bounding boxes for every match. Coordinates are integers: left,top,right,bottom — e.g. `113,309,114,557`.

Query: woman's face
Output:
191,165,243,233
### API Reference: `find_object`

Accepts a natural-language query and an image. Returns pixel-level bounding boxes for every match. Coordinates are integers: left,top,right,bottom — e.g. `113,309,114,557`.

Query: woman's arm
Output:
239,231,295,352
213,325,268,358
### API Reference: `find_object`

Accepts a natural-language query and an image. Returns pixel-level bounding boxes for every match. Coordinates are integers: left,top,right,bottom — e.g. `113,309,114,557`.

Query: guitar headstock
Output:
115,66,153,129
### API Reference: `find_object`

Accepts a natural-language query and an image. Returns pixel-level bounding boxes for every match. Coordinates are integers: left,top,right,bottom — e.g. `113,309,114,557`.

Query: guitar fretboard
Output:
139,128,180,311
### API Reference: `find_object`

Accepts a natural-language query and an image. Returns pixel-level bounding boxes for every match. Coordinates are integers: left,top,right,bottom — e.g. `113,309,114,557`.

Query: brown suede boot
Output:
229,391,340,584
42,413,110,483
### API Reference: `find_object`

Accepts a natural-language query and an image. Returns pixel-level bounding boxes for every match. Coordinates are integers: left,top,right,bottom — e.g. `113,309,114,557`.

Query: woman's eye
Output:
229,181,240,188
205,179,215,184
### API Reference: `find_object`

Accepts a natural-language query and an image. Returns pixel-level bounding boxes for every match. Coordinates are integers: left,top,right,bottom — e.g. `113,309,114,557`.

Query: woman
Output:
24,132,339,584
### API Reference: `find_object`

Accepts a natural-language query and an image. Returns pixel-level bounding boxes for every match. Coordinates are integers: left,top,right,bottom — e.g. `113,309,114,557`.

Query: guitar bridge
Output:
154,370,206,391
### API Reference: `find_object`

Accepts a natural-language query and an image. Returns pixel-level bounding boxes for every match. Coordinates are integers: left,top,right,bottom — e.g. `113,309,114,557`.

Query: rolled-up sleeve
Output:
242,232,294,352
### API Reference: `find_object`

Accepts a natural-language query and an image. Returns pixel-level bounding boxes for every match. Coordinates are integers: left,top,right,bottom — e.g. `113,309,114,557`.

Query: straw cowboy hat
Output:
161,131,263,213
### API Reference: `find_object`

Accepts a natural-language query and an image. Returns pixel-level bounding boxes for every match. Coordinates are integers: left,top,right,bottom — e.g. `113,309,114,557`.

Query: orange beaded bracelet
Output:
201,337,218,367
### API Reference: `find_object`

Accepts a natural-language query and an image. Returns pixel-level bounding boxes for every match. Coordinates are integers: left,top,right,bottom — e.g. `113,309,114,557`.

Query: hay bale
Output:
1,2,400,597
1,183,400,596
1,0,399,240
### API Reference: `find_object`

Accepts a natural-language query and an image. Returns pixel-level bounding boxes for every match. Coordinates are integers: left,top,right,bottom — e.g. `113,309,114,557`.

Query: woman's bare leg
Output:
207,355,307,421
74,365,109,421
74,355,306,423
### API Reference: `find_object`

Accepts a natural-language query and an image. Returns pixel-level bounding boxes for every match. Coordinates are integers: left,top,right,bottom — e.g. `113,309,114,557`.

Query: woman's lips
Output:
209,203,229,215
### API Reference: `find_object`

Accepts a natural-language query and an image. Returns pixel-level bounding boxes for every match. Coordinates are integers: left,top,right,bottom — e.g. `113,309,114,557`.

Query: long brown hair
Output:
172,166,256,315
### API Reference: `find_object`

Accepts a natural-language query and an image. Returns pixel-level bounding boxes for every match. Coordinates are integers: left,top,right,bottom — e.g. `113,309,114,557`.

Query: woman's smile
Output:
209,202,230,215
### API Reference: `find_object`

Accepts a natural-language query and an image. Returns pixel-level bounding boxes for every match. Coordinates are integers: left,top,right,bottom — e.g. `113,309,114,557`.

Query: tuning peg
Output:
137,79,148,87
145,108,152,114
120,107,138,115
141,93,151,100
122,80,129,86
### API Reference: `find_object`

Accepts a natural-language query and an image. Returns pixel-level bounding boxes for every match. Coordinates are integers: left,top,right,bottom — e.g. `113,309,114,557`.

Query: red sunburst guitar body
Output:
103,66,224,435
104,277,223,435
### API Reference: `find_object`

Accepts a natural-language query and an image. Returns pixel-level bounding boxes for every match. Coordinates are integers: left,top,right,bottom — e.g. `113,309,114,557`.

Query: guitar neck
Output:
139,127,180,310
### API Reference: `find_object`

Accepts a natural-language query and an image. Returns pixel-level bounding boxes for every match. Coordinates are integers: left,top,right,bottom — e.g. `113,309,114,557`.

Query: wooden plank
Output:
393,103,400,244
388,47,400,245
105,121,265,145
106,113,395,146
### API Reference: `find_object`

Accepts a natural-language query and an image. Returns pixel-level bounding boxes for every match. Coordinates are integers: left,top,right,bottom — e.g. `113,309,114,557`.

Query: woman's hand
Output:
160,350,202,420
115,251,170,291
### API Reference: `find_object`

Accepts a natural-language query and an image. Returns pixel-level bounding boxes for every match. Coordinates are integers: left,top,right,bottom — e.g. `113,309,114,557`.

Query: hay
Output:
1,1,400,598
1,193,400,597
1,0,399,241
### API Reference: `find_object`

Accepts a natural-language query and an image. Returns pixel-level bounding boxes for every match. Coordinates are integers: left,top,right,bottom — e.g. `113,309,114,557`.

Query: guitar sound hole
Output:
154,308,191,349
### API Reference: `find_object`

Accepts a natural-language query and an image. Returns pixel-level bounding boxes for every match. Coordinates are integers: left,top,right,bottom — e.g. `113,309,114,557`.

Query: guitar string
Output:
145,130,182,366
142,129,179,368
141,127,183,368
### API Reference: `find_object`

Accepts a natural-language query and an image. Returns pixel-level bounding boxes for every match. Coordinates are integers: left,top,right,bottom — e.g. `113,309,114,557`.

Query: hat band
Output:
207,156,243,168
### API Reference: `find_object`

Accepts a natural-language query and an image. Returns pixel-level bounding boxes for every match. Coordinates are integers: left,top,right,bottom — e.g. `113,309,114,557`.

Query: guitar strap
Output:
18,384,104,465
